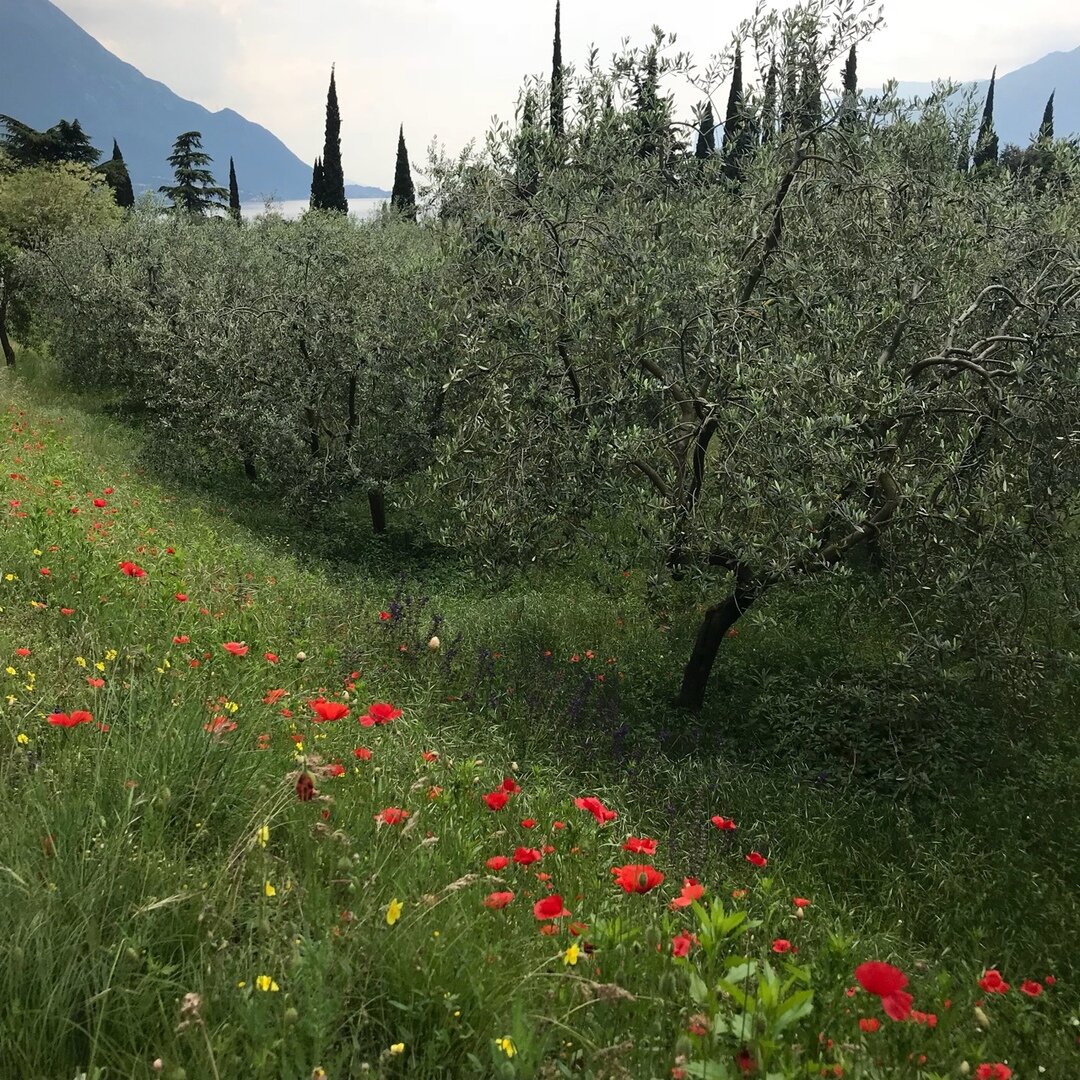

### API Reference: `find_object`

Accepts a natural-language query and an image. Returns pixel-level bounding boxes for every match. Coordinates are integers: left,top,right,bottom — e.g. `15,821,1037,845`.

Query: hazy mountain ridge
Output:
888,47,1079,145
0,0,389,201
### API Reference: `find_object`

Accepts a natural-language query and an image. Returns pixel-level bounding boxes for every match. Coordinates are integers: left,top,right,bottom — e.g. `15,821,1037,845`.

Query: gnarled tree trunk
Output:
674,586,757,712
0,284,15,367
368,488,387,534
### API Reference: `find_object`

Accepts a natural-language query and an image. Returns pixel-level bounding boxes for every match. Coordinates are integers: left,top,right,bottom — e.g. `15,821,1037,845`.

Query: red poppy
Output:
711,815,737,831
326,763,345,777
222,642,249,656
881,991,913,1021
772,939,792,953
361,702,402,726
39,567,50,576
513,847,542,866
1020,979,1042,997
61,608,75,616
1045,975,1056,985
354,747,372,760
672,932,693,958
375,807,409,826
483,790,510,811
855,962,908,998
793,896,811,907
204,715,237,735
735,1048,756,1075
858,1017,880,1033
310,699,349,722
174,593,188,602
520,818,537,828
975,1066,1012,1080
670,878,705,910
173,635,190,644
263,689,287,705
978,969,1009,994
296,772,315,801
378,611,391,621
623,836,658,855
421,751,439,762
552,821,566,830
501,777,521,793
87,677,105,688
745,851,767,868
533,894,569,920
911,1010,937,1027
264,652,279,663
486,855,510,870
574,796,617,823
15,647,30,657
119,561,146,578
612,863,665,894
484,891,515,909
48,710,93,728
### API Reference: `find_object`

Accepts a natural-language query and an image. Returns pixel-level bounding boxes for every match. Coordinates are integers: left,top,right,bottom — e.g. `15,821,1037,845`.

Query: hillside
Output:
891,46,1080,144
0,0,388,201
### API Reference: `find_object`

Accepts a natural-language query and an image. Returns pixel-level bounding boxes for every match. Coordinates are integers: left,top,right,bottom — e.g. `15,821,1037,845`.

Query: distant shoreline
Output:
239,197,387,221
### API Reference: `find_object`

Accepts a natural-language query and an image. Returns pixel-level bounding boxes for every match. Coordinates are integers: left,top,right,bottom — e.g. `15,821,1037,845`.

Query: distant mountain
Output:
885,46,1080,146
0,0,389,202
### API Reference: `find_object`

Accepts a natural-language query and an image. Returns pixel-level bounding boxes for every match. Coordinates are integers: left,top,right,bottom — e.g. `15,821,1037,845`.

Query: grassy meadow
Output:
1,357,1077,1079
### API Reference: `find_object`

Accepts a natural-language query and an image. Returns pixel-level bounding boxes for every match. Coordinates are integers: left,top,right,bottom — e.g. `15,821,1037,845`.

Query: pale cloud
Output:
51,0,1080,188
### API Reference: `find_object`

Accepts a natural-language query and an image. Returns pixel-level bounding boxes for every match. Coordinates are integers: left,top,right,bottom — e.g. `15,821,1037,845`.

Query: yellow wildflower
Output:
32,549,42,557
4,573,17,581
16,733,29,745
495,1037,516,1058
389,1043,405,1056
255,975,279,992
257,825,270,848
385,898,403,926
105,649,118,662
75,656,87,668
264,881,277,898
95,662,105,672
5,667,16,676
563,943,580,966
224,700,238,714
236,980,246,988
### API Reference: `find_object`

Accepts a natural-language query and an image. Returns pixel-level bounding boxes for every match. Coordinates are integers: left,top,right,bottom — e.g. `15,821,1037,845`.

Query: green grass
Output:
1,364,1077,1079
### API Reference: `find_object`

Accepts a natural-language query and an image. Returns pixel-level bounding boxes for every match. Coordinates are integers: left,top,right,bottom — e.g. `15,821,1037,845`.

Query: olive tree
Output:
426,2,1080,711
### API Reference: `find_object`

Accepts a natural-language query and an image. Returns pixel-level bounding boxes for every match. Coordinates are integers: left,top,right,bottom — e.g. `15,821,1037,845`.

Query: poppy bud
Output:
296,651,308,662
284,1007,299,1026
795,907,805,919
960,1064,971,1077
428,636,440,650
974,1006,990,1030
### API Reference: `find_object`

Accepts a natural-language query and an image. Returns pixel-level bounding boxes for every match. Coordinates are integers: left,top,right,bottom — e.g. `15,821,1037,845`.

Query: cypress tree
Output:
551,0,564,136
840,44,858,129
228,156,241,222
390,125,417,221
721,45,744,154
1038,91,1055,142
780,60,799,134
317,67,348,213
634,47,662,159
760,55,778,145
798,49,822,134
310,157,324,208
973,68,999,170
102,139,135,207
514,91,541,199
695,101,715,159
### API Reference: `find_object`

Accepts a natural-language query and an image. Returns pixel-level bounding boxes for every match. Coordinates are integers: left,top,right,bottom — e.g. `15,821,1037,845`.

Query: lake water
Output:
240,197,386,221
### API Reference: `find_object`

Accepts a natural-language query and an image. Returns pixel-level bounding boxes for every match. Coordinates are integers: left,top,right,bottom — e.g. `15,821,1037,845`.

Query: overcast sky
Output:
51,0,1080,189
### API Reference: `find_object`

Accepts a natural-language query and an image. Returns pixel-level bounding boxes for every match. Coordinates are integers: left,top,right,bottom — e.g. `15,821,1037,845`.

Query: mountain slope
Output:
889,46,1080,145
0,0,388,201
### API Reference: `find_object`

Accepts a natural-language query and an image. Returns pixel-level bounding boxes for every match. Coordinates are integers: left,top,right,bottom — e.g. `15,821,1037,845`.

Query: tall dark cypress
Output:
721,46,743,154
634,47,662,159
318,67,348,213
103,139,135,207
798,49,822,134
840,45,858,128
760,55,778,145
551,0,564,136
390,125,417,221
228,157,241,222
695,101,715,159
780,59,799,133
973,68,999,170
310,157,324,208
1038,91,1055,142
